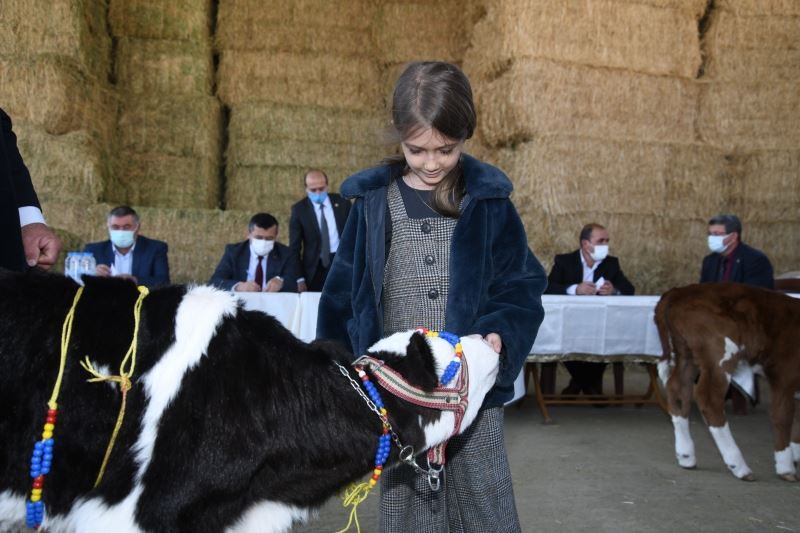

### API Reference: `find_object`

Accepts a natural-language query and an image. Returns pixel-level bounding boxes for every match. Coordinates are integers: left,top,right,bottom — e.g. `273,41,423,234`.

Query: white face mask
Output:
590,244,609,262
109,229,135,249
251,238,275,257
707,234,728,253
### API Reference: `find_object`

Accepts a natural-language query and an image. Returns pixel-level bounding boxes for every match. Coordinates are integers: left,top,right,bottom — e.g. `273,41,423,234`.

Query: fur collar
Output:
341,153,513,200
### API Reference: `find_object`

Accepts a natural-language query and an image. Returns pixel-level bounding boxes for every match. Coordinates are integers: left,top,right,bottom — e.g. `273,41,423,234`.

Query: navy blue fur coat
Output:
317,154,546,407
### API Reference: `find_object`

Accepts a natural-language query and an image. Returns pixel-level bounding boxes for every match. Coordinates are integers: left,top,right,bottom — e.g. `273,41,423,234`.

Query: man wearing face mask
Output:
701,214,774,289
84,205,170,288
544,223,635,396
209,212,299,292
289,169,351,292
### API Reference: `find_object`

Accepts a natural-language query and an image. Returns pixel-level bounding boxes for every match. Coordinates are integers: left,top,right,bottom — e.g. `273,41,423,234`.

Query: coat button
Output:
421,221,432,234
428,288,439,300
424,254,435,265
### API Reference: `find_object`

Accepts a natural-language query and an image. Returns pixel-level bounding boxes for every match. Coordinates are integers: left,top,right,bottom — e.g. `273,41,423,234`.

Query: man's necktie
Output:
254,256,264,288
319,204,331,268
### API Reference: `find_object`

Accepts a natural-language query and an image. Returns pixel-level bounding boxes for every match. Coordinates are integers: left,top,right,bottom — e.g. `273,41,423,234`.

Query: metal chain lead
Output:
334,361,441,487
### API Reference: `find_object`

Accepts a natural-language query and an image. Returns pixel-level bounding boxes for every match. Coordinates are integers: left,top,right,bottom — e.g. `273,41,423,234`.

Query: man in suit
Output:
701,214,773,414
84,206,170,288
289,169,351,292
1,107,61,272
545,223,635,397
210,213,299,292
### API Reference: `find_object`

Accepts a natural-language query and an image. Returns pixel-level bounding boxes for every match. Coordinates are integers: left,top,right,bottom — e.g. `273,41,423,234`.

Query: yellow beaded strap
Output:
80,285,149,488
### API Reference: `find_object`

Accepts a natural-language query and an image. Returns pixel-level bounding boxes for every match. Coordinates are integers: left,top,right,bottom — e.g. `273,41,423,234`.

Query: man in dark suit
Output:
544,223,636,396
701,213,774,414
84,206,170,288
1,107,61,272
289,169,351,292
210,212,299,292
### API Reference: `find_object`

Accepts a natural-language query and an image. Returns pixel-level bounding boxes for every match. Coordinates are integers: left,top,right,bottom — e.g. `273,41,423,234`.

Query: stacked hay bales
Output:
0,0,115,204
217,0,386,216
464,0,743,294
109,0,221,209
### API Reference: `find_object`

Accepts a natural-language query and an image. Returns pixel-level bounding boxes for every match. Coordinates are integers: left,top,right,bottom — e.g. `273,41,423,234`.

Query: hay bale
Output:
0,56,117,140
109,0,211,41
225,164,361,213
14,124,109,204
228,102,386,146
115,152,220,209
715,0,800,15
117,96,221,158
746,221,800,276
475,58,699,147
732,150,800,223
115,38,213,96
216,51,381,110
0,0,111,81
463,0,703,81
703,9,800,82
697,81,800,152
227,137,384,169
217,23,374,57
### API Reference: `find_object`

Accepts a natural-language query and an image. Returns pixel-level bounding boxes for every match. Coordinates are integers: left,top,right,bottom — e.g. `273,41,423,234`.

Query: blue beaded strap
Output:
415,328,464,387
355,366,391,487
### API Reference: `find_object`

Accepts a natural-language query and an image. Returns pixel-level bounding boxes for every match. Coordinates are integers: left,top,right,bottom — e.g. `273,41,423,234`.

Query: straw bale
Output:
228,103,385,146
697,82,800,152
463,0,703,81
715,0,800,15
115,152,220,209
116,38,213,96
375,1,473,63
14,124,109,204
109,0,211,41
225,164,361,213
475,58,699,147
117,96,221,158
227,138,384,169
216,52,381,110
0,56,117,140
495,136,726,220
703,10,800,82
746,221,800,276
0,0,111,81
732,150,800,223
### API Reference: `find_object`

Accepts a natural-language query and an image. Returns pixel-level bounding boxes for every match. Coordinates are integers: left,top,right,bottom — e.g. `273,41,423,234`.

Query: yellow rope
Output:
80,285,149,487
335,482,374,533
48,287,84,410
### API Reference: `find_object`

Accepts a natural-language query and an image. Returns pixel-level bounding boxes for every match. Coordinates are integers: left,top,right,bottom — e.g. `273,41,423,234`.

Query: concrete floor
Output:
296,365,800,532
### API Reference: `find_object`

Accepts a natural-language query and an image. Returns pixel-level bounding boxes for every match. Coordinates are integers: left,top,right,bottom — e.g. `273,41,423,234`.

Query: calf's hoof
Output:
677,455,696,469
779,473,797,482
739,472,756,481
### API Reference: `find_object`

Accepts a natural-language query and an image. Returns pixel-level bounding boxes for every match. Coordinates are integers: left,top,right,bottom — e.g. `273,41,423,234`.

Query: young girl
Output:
317,61,546,532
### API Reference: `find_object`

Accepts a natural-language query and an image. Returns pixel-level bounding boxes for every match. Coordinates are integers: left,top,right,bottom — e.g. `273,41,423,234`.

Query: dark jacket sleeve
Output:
278,245,300,292
138,240,170,288
1,109,39,210
316,198,361,351
741,248,774,289
288,203,305,281
209,244,240,291
545,255,571,294
608,257,635,295
699,253,715,283
468,200,547,393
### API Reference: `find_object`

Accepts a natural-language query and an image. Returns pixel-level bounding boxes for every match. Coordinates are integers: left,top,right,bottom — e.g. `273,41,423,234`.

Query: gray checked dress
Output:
379,179,521,533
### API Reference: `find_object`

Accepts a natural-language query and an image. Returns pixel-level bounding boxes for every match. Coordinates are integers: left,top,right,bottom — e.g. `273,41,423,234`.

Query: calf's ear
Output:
393,332,439,392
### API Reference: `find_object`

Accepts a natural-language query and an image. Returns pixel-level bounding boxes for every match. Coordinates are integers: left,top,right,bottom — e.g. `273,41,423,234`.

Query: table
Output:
236,293,670,420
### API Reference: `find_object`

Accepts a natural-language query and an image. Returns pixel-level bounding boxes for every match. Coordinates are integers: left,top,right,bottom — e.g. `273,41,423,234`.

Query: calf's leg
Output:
792,394,800,466
667,353,696,469
770,387,797,481
695,362,754,480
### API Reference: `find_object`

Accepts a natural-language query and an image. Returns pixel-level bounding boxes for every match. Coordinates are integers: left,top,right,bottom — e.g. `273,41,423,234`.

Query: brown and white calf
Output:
655,282,800,481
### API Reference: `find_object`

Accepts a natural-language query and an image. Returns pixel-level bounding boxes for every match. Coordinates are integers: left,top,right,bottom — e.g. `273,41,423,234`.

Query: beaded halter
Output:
414,327,463,386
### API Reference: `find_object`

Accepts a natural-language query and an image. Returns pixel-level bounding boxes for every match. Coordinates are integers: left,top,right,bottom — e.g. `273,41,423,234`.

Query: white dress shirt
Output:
18,206,45,227
566,252,604,295
314,196,340,253
112,241,136,276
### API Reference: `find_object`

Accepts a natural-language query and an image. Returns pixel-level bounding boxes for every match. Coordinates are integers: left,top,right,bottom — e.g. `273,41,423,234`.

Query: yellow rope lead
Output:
80,285,149,487
49,287,84,410
335,482,373,533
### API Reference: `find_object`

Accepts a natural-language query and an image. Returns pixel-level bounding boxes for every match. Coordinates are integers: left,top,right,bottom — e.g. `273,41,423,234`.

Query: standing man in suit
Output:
289,169,351,292
1,107,61,272
701,213,773,414
209,212,299,292
544,223,635,396
84,205,170,288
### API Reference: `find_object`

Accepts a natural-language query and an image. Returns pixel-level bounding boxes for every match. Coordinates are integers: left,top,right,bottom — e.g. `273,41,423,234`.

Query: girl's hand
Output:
485,333,502,353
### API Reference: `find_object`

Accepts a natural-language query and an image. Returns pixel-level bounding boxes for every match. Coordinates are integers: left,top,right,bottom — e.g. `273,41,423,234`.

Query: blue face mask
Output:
109,230,135,249
308,191,328,204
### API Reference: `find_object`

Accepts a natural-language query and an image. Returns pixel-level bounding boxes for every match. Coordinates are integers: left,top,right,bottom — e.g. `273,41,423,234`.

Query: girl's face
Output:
401,128,463,189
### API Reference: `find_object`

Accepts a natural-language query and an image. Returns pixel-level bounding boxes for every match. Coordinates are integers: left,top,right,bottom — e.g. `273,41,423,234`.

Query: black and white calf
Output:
0,272,499,532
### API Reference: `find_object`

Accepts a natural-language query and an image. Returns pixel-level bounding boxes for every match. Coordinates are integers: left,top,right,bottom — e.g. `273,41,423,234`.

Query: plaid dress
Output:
379,179,522,532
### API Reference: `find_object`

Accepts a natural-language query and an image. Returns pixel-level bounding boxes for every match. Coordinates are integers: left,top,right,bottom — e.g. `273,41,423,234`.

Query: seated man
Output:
544,223,635,396
84,205,170,288
701,214,774,414
209,213,298,292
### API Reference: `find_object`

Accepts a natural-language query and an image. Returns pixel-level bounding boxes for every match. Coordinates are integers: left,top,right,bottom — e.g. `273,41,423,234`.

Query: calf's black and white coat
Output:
0,272,499,532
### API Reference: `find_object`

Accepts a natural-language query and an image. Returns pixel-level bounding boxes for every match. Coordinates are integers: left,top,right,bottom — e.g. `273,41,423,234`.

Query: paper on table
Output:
595,276,605,290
